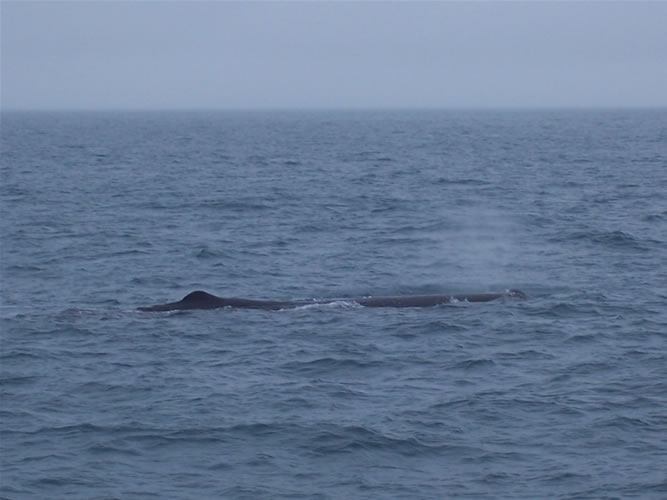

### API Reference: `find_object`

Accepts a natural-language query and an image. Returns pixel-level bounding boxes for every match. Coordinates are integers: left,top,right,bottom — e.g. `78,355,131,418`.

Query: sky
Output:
2,1,666,110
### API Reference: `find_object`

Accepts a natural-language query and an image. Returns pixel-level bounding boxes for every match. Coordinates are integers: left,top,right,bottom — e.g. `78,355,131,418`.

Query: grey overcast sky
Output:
2,1,666,110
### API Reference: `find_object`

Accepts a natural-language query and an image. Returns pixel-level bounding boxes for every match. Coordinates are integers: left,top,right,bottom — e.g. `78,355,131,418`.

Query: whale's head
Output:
507,289,527,299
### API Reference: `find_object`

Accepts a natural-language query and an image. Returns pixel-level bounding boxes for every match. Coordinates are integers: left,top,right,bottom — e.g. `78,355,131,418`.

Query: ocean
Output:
1,109,666,499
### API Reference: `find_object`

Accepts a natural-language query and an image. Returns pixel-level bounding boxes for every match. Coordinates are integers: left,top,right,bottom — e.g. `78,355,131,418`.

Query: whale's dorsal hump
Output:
182,290,216,302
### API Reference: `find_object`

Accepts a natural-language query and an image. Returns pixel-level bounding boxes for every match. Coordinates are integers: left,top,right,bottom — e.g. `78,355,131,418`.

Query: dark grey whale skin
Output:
138,290,527,312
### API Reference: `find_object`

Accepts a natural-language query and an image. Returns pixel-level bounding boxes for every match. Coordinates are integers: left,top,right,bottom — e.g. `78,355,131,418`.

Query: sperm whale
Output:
138,289,527,312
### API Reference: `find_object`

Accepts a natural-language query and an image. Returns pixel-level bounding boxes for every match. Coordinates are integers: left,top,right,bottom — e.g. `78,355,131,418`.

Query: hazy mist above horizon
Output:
2,2,666,111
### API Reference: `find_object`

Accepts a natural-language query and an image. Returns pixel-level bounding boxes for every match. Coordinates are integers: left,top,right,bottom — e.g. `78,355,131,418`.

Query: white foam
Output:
289,300,363,311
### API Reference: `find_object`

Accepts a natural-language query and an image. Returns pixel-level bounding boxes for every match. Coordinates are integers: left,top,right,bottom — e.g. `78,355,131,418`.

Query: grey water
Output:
1,109,666,499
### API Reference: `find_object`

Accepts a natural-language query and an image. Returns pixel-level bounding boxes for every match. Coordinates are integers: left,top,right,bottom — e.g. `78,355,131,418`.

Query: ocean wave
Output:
641,212,666,222
549,229,657,251
195,247,227,259
434,178,491,186
279,357,380,375
307,424,463,457
451,358,496,371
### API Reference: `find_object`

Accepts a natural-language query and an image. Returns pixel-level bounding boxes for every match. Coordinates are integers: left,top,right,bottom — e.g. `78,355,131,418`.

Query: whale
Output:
138,289,527,312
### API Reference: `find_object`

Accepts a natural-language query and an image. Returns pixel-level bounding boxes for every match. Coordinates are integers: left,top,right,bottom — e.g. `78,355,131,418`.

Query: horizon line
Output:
3,105,666,113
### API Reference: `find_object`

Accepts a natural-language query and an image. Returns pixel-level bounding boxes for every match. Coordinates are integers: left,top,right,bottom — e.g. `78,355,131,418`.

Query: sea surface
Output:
1,110,666,499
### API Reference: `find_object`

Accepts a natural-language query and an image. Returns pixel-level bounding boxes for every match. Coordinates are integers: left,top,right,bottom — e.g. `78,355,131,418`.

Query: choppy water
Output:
1,110,666,499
